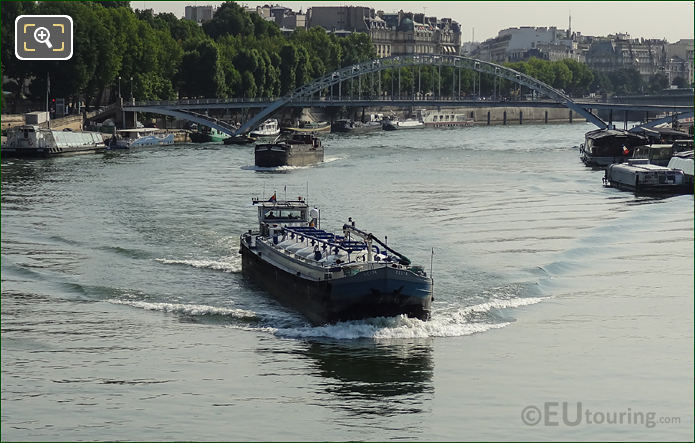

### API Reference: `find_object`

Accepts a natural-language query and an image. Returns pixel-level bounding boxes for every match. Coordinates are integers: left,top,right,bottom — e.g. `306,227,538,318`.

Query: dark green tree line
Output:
1,1,376,108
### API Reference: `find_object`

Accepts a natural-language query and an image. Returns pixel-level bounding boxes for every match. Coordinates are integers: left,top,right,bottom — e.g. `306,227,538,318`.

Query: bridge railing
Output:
133,97,281,107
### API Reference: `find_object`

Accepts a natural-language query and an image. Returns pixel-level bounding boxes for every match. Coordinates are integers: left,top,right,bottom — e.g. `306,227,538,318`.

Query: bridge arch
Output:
236,54,607,135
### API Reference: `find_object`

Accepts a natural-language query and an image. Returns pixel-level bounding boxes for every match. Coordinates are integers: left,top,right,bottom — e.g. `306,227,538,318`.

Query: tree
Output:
647,72,669,93
551,62,572,91
560,59,593,96
1,1,37,110
240,71,257,98
279,44,297,95
203,1,254,39
672,76,689,88
525,58,554,85
178,40,224,98
608,68,643,95
591,71,613,94
339,33,375,67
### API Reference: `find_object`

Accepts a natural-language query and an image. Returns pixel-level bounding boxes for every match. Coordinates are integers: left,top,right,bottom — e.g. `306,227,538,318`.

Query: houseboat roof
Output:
632,126,691,138
585,129,646,140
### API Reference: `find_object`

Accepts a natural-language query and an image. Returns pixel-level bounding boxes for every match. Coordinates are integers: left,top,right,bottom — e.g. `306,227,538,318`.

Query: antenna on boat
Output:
284,184,287,201
306,181,309,204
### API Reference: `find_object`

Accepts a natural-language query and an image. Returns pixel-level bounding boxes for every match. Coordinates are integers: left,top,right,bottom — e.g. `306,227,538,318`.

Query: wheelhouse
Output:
252,198,309,236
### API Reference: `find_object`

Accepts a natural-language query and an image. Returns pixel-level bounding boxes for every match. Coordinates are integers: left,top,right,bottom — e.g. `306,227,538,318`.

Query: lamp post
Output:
130,76,135,128
118,75,124,129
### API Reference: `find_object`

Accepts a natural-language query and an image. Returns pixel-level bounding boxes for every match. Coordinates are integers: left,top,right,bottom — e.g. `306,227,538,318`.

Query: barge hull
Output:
255,146,323,167
240,241,431,324
2,146,104,158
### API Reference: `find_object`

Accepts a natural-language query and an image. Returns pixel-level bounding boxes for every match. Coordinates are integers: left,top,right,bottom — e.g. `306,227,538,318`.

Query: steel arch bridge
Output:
234,54,608,135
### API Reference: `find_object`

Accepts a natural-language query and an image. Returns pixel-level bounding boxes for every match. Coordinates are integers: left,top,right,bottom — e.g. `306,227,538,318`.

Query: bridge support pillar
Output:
487,111,491,126
519,111,523,125
544,110,548,124
624,110,628,130
503,111,507,125
569,110,573,123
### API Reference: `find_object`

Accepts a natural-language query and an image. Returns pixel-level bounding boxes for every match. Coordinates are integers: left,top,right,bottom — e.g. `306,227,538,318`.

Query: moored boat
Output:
255,134,324,167
239,196,433,324
250,119,280,137
282,121,331,134
604,158,690,194
667,150,694,191
631,144,680,167
1,125,106,158
382,116,425,131
579,129,648,167
224,134,257,145
418,109,474,127
189,126,227,143
108,128,174,149
629,126,691,144
331,119,382,133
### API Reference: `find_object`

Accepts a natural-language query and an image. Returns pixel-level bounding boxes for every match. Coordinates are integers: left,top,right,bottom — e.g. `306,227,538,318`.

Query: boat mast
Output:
430,248,434,278
45,72,50,129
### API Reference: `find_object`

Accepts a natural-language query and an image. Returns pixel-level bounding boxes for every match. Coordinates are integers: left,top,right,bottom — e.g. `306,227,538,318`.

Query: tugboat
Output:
239,195,433,324
255,134,323,167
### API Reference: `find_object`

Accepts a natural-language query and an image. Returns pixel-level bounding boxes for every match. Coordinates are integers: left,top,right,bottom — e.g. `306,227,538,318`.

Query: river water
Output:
1,123,693,441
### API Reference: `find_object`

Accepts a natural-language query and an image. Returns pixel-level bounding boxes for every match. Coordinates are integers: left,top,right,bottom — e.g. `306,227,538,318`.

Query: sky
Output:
130,1,694,43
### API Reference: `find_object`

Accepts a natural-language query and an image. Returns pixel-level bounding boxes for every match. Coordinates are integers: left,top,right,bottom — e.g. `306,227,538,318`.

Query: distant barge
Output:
255,134,323,167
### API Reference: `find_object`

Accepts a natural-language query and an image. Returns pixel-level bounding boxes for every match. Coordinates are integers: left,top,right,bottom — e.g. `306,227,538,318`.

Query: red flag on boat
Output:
268,192,276,202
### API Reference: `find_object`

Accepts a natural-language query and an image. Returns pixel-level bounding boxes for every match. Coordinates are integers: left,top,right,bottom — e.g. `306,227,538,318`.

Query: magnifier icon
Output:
33,26,53,49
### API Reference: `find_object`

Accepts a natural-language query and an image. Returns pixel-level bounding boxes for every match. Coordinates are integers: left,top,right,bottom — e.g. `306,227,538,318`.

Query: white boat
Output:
108,128,175,149
604,158,690,194
2,125,105,157
667,150,694,191
249,119,280,137
396,118,425,129
382,116,424,131
418,109,474,127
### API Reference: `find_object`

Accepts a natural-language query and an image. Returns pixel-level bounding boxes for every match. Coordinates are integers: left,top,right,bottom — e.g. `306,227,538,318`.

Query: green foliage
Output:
671,76,689,89
647,72,669,93
202,1,256,40
504,58,598,97
339,33,376,67
606,68,644,95
4,0,671,107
